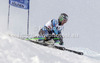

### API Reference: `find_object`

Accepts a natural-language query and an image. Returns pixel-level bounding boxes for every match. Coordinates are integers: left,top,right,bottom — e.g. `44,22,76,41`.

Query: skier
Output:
38,13,68,45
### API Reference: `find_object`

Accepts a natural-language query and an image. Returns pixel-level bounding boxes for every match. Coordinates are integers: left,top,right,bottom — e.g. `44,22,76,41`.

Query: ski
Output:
8,34,84,55
28,40,84,55
54,46,83,55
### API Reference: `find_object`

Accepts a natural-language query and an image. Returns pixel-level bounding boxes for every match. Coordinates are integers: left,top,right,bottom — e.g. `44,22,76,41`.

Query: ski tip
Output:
77,52,84,55
80,52,84,55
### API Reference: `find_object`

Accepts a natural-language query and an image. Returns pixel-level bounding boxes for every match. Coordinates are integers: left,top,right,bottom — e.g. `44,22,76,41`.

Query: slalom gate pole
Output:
7,1,11,30
27,0,30,36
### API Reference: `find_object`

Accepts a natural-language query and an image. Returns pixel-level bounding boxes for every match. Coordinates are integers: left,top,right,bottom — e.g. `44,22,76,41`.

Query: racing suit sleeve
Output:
51,19,58,35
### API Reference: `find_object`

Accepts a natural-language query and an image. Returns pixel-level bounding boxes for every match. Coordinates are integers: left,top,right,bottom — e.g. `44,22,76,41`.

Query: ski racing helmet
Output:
58,13,68,22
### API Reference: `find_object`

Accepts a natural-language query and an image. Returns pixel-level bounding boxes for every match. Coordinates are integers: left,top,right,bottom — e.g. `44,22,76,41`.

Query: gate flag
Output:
9,0,30,9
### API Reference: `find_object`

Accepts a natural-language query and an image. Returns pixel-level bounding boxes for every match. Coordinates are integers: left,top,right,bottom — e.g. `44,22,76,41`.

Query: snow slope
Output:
0,33,100,63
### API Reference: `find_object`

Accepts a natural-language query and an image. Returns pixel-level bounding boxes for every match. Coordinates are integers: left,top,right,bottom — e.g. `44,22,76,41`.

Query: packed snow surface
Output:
0,33,100,63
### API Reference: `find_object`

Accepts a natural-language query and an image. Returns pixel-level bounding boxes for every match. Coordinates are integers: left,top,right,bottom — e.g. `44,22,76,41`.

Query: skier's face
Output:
61,19,67,25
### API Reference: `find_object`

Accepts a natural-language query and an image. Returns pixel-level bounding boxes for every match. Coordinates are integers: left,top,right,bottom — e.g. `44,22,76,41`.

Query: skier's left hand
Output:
59,41,64,45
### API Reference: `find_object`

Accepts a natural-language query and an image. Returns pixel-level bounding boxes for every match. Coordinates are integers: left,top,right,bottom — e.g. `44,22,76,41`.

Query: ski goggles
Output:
59,15,68,22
